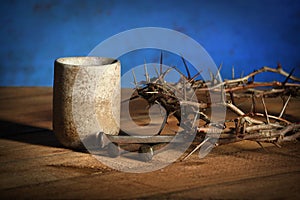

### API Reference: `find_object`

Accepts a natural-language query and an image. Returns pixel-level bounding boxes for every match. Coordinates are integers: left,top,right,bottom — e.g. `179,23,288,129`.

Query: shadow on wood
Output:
0,120,62,148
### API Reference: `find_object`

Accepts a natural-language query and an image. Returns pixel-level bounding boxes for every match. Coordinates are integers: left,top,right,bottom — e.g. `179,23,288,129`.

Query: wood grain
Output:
0,87,299,199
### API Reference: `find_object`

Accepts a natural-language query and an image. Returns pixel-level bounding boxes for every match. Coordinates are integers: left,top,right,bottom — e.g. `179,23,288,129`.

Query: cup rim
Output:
55,56,118,67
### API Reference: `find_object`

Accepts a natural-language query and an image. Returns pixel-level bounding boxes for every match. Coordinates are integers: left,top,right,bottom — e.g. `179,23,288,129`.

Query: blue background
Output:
0,0,299,86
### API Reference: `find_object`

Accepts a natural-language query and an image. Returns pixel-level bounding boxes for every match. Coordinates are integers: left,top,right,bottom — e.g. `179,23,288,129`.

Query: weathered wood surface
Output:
0,87,299,199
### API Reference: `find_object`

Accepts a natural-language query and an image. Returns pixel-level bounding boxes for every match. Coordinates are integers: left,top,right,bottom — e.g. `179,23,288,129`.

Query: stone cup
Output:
53,57,120,149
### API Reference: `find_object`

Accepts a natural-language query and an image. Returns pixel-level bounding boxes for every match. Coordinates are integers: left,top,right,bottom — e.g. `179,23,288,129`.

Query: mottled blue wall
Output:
0,0,299,86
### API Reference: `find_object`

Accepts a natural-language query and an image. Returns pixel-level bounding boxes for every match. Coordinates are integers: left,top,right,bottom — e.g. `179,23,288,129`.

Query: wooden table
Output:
0,87,299,199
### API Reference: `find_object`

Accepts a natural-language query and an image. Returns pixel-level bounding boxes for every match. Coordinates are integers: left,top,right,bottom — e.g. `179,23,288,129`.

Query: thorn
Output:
279,94,291,118
240,70,244,78
218,62,223,72
190,71,202,82
277,62,282,69
160,51,163,75
215,62,223,80
181,55,191,79
282,68,295,87
132,69,138,87
152,64,160,78
172,66,187,78
273,142,281,148
208,69,214,85
256,141,268,152
192,111,199,129
161,67,173,80
190,89,196,100
261,96,270,124
144,60,150,83
182,137,210,161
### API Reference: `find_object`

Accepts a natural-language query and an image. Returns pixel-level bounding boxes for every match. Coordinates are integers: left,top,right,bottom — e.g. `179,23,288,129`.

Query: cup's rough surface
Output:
53,57,120,149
